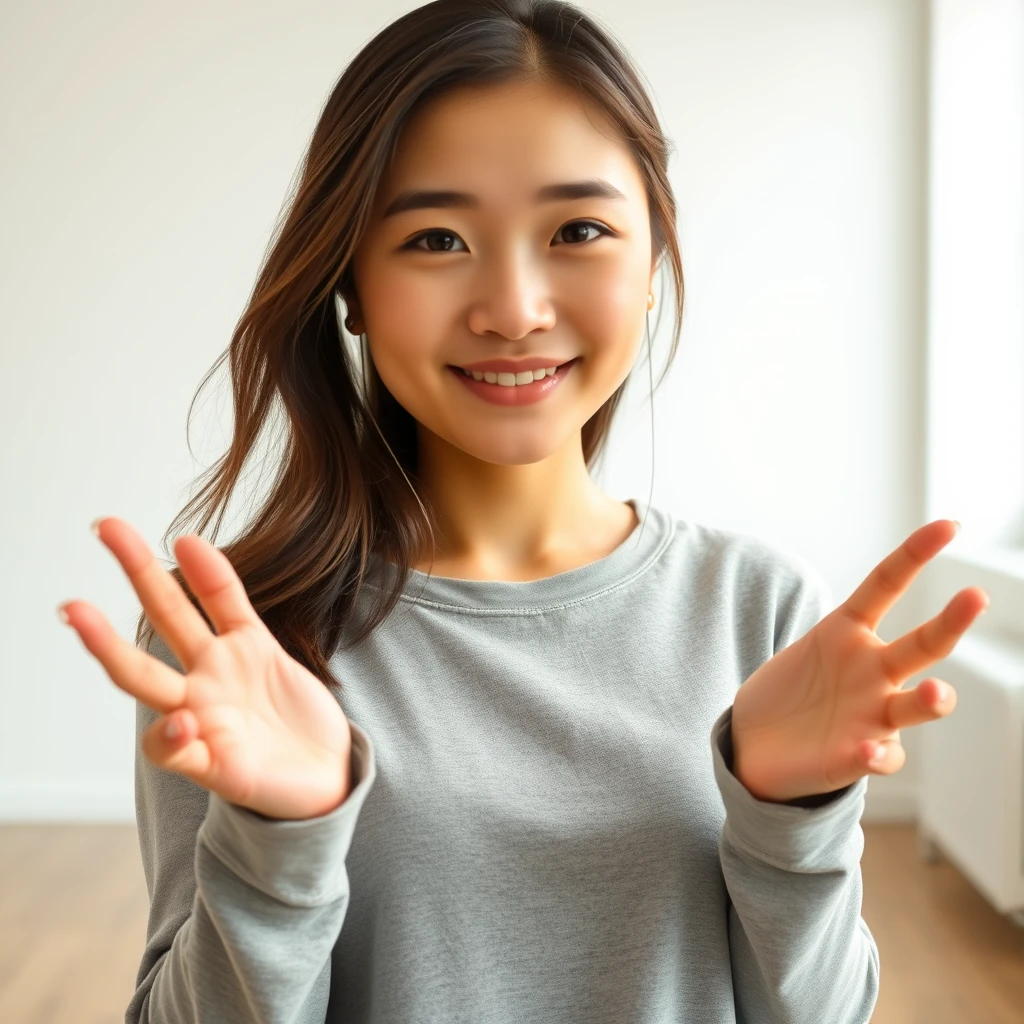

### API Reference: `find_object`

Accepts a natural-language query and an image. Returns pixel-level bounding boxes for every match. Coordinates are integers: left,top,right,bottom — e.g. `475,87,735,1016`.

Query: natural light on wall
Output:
918,2,1024,919
927,0,1024,560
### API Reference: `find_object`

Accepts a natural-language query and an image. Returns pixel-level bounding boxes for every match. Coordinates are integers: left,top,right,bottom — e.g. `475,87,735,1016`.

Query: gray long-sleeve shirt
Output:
126,498,880,1023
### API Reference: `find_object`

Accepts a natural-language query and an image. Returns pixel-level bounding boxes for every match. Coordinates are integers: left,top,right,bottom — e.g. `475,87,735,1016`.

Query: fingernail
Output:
934,682,947,702
165,719,181,740
90,517,103,538
57,603,70,625
871,743,886,763
952,520,961,535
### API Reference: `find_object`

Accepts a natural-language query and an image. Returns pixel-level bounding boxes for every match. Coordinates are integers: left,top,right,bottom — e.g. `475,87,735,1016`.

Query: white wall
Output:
0,0,930,821
927,0,1024,549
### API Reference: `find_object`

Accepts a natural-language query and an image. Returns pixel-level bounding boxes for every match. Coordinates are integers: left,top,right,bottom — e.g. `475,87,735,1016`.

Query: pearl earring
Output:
647,292,655,310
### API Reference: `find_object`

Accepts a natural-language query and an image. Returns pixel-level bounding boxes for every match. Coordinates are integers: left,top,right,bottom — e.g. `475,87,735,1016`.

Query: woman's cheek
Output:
571,284,644,366
375,272,444,339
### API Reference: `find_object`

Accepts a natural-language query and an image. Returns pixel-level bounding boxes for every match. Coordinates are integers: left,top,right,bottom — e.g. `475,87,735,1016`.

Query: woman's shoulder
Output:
662,513,830,604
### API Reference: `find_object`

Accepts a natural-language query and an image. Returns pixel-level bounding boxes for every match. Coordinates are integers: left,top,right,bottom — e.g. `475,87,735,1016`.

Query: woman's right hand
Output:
60,518,353,821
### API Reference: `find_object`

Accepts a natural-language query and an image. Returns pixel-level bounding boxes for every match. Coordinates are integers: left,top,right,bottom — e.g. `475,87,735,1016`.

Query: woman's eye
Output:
554,220,612,245
405,230,466,253
403,219,612,253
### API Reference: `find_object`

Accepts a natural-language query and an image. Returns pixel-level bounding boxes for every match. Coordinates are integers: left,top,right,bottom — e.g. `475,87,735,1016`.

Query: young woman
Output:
59,1,989,1021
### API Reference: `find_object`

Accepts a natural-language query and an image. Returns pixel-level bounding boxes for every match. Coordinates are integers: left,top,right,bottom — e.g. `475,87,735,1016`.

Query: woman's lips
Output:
447,357,579,407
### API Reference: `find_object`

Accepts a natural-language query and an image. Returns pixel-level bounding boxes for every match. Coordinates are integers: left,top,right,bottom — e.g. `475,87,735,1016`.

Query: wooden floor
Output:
861,825,1024,1022
0,823,1021,1022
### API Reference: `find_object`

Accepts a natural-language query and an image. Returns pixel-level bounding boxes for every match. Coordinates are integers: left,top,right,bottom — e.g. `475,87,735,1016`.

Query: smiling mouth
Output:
449,358,578,383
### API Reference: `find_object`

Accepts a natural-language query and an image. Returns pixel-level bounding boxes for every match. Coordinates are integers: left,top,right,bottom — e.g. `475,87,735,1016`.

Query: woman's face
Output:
348,77,656,469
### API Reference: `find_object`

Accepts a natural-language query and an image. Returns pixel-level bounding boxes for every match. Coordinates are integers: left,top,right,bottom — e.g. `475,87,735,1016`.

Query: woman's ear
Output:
340,290,364,335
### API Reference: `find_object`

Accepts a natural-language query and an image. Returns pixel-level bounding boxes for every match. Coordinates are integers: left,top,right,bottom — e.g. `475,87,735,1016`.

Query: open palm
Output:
731,519,989,804
60,518,352,821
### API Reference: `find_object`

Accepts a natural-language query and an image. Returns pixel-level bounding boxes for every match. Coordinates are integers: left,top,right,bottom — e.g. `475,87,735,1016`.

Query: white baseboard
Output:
0,781,135,823
1,780,921,826
863,781,918,824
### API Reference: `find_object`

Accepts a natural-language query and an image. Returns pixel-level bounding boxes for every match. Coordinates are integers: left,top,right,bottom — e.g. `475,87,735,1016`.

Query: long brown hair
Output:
134,0,685,691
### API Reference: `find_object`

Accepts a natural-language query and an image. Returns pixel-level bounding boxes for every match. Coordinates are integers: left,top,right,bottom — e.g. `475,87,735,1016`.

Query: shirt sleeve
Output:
125,631,376,1024
710,558,881,1024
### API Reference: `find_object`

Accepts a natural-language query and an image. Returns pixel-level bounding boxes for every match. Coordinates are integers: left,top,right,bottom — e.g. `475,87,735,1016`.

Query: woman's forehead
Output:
373,82,642,216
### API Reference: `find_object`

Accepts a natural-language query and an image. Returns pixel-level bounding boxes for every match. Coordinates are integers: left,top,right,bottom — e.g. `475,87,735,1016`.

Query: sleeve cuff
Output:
711,705,868,869
196,720,376,907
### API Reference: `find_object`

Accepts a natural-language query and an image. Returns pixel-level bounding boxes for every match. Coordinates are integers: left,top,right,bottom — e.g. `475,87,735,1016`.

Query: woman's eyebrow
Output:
380,178,628,220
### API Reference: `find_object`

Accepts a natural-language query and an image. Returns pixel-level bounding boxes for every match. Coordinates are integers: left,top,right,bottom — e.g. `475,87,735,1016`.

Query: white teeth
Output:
465,365,559,385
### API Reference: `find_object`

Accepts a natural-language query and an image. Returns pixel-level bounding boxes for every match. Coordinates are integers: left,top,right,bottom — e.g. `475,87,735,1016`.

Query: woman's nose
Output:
466,256,557,340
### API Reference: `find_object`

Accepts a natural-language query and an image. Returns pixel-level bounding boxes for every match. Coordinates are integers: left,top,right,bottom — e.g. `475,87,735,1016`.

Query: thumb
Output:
142,708,212,779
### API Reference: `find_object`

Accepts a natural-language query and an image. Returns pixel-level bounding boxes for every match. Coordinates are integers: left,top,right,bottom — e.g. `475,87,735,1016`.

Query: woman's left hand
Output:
731,520,991,804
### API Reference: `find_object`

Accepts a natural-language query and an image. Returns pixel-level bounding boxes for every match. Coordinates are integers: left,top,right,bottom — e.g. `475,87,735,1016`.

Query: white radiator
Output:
917,630,1024,927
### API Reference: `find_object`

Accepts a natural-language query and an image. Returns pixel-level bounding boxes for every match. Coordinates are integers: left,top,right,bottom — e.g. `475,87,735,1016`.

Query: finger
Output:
172,532,266,638
61,599,188,712
860,736,906,776
880,590,989,681
141,708,213,780
885,677,957,729
93,517,214,670
842,520,960,633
